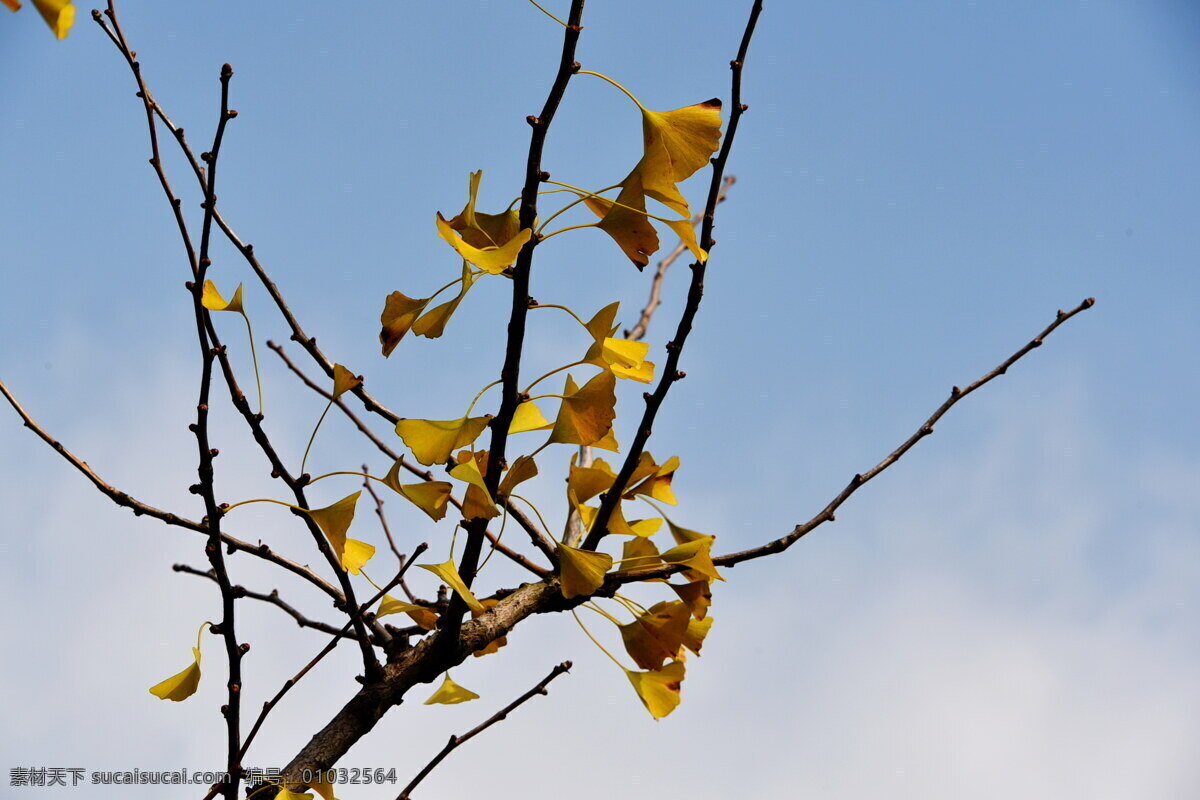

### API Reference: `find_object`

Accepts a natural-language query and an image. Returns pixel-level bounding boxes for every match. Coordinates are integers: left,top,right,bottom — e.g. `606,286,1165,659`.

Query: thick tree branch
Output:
397,661,573,799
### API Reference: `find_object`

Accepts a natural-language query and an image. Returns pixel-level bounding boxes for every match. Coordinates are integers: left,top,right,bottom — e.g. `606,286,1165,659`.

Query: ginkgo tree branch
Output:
0,378,352,601
173,564,368,642
97,2,385,678
443,0,588,644
236,541,429,785
584,0,763,551
603,297,1098,585
268,339,556,575
169,46,243,798
397,660,573,799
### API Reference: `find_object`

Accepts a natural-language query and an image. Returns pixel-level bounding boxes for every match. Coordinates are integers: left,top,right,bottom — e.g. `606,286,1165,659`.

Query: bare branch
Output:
173,564,365,642
397,661,573,799
608,297,1098,585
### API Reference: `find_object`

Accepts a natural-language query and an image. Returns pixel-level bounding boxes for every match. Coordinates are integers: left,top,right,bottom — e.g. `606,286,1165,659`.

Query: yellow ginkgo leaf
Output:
681,615,713,655
341,538,375,575
664,516,709,546
628,518,664,538
200,280,244,313
639,99,723,217
601,337,655,383
448,454,500,521
497,454,538,498
381,458,452,522
395,414,492,467
557,543,613,599
626,454,680,505
379,290,431,356
275,789,314,800
445,170,523,251
567,455,617,509
585,301,621,343
413,262,478,339
616,536,662,577
547,371,617,448
29,0,74,39
377,595,438,630
304,492,361,567
662,216,708,263
619,600,691,670
425,674,480,705
669,579,712,620
331,363,361,400
660,536,724,583
309,772,338,800
625,660,686,720
592,426,620,453
509,400,552,434
419,559,486,614
149,647,202,702
585,168,659,269
436,214,532,275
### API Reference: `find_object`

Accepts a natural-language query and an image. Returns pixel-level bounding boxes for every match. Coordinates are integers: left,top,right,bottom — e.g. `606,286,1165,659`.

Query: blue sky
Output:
2,2,1198,797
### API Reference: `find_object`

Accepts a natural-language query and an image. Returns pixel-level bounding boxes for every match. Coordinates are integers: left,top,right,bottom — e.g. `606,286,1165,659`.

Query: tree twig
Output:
397,661,573,799
268,340,556,575
625,175,735,341
584,0,763,551
444,0,587,644
173,564,366,642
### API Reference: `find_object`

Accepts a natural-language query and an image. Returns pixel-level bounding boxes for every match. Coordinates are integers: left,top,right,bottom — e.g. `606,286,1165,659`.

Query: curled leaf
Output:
200,280,244,313
331,364,361,400
304,492,361,567
148,646,202,702
619,601,691,670
670,580,712,620
585,168,659,269
382,458,452,522
425,674,480,705
436,214,532,275
445,170,523,250
497,454,538,498
448,453,500,521
377,595,438,630
625,660,686,720
660,536,723,583
639,99,723,217
419,559,486,614
413,262,477,339
626,454,680,505
380,291,431,356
